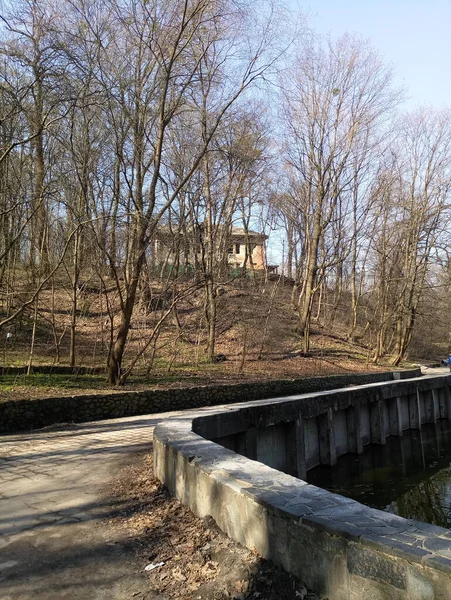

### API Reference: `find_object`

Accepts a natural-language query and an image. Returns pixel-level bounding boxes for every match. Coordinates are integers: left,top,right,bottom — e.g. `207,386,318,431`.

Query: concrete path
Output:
0,411,181,600
421,365,451,376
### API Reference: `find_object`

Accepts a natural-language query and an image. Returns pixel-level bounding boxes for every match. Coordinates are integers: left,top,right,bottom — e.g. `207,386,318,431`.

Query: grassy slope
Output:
0,279,421,401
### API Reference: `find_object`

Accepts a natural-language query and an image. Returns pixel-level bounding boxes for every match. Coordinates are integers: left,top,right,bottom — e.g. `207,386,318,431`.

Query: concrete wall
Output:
193,375,451,477
154,373,451,600
0,368,420,434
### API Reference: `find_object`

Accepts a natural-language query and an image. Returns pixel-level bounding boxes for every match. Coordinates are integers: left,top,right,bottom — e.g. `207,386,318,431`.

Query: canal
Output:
307,420,451,528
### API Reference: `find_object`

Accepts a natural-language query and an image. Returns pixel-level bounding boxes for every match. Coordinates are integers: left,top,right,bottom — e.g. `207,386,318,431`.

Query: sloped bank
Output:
154,372,451,600
0,368,419,434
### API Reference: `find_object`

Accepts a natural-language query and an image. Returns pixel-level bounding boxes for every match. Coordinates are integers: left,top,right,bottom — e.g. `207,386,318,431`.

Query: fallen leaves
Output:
106,449,323,600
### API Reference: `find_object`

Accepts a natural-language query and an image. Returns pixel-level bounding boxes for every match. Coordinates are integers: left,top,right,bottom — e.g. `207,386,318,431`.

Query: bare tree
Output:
281,33,399,352
371,109,451,364
0,0,69,275
62,0,283,383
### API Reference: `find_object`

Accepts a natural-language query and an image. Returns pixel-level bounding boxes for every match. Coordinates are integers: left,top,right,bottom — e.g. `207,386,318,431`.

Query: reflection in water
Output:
307,421,451,528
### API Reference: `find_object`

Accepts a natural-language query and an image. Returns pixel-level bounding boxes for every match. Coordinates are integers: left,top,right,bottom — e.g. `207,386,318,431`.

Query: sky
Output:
298,0,451,110
266,1,451,265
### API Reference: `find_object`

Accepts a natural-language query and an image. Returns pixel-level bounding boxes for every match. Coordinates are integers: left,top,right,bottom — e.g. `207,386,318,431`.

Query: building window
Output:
227,246,233,255
235,243,240,254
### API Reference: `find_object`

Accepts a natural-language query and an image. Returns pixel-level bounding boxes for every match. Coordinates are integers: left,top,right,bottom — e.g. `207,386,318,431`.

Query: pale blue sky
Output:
298,0,451,110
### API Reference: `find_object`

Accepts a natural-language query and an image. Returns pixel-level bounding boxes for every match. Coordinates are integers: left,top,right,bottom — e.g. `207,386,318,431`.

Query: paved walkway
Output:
421,365,451,376
0,411,181,600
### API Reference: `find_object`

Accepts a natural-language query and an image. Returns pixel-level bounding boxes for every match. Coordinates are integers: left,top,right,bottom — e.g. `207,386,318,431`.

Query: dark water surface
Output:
307,421,451,528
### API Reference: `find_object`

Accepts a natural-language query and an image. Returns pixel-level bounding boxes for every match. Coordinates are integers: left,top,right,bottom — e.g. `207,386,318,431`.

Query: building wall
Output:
228,239,266,270
151,229,268,271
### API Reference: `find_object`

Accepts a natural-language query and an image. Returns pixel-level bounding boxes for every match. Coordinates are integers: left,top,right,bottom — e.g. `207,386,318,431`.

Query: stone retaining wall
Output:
0,368,420,434
154,373,451,600
0,365,105,376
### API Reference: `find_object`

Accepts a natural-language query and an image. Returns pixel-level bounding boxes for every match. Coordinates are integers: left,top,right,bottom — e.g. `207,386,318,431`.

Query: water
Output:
307,421,451,528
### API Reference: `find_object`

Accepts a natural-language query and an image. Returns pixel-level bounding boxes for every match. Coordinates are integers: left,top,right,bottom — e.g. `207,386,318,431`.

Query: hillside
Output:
0,275,423,402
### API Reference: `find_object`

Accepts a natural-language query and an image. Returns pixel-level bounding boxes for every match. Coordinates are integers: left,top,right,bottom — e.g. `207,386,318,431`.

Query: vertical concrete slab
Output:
235,432,247,456
418,392,426,425
387,397,403,436
334,409,348,456
444,385,451,419
346,404,363,454
319,408,337,466
435,388,441,420
256,424,287,472
382,401,390,434
370,400,386,445
286,416,307,480
304,417,320,470
423,390,438,424
400,395,410,430
216,434,237,452
408,393,421,430
438,387,449,419
245,426,257,460
431,389,439,423
360,403,371,445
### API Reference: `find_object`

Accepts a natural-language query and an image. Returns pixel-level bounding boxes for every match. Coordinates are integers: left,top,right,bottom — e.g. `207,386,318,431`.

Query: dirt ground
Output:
107,448,326,600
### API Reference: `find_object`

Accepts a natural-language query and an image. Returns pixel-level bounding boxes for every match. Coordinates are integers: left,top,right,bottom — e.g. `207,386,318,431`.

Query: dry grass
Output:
0,280,401,402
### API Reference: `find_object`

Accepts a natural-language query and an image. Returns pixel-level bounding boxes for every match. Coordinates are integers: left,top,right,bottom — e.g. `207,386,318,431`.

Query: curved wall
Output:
154,373,451,600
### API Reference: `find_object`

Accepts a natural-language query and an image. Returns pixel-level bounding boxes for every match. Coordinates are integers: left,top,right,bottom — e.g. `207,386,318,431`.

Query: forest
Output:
1,0,450,385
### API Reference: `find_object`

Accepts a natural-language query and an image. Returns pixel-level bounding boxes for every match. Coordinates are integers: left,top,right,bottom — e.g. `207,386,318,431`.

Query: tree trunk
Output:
298,203,322,352
70,228,81,366
107,291,136,384
205,277,216,361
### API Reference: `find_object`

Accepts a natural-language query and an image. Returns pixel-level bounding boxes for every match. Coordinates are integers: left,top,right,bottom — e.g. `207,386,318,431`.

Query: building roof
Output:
154,225,268,241
230,227,268,240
